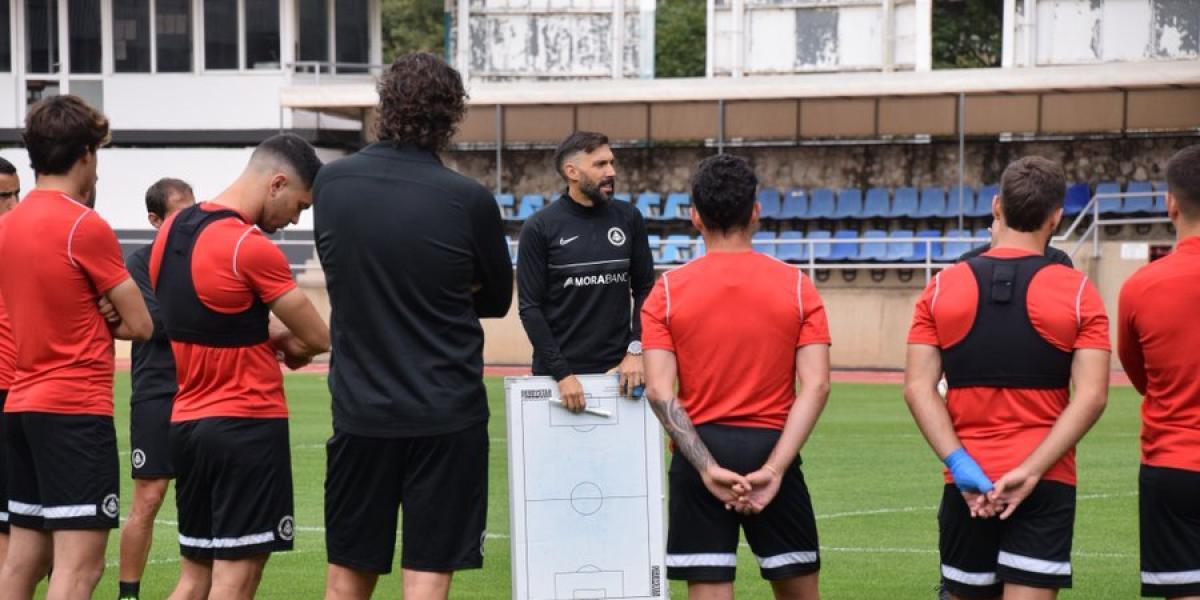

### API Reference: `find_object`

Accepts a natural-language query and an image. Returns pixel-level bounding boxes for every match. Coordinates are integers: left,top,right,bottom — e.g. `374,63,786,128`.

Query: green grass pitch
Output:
64,374,1140,598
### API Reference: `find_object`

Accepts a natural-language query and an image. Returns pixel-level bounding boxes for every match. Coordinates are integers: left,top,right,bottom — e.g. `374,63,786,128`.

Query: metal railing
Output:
1059,190,1170,260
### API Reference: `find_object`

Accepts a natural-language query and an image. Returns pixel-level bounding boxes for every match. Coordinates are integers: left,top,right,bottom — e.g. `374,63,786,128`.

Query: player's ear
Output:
147,212,162,228
1166,192,1180,221
689,206,704,232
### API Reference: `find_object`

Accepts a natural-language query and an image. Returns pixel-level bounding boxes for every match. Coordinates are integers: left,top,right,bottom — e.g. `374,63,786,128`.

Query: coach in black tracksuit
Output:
518,131,655,411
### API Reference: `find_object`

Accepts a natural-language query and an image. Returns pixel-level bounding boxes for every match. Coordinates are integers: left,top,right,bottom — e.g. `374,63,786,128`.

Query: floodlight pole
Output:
958,92,965,232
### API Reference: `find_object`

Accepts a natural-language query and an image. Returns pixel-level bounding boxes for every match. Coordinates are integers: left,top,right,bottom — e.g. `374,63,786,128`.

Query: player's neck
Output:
567,187,594,208
34,174,89,204
210,175,263,224
1175,218,1200,243
991,226,1050,255
701,229,753,253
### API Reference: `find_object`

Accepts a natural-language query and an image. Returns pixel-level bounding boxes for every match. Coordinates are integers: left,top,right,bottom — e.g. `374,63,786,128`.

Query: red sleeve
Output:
797,273,831,346
907,275,940,346
1073,277,1111,351
640,275,673,352
1117,278,1148,394
72,211,131,294
234,231,297,304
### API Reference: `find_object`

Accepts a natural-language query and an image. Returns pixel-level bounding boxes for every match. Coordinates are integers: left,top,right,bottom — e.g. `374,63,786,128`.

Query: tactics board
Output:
505,374,668,600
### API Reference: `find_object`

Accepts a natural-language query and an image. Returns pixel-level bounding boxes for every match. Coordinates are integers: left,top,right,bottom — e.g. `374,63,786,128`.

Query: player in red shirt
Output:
150,134,329,600
0,96,153,600
1118,145,1200,599
905,156,1110,600
0,155,21,572
642,154,831,600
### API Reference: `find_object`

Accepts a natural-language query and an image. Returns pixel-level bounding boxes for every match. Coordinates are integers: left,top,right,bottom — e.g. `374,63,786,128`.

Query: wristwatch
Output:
627,340,643,356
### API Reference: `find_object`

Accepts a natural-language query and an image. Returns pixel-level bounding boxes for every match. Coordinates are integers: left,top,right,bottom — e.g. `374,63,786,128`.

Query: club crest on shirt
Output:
607,227,626,247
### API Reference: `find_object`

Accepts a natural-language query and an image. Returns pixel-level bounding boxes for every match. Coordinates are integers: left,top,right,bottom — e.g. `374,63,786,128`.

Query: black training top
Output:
517,193,655,380
127,244,177,405
314,142,513,439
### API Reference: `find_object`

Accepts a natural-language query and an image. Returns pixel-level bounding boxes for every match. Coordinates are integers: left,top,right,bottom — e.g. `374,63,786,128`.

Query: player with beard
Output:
517,131,655,409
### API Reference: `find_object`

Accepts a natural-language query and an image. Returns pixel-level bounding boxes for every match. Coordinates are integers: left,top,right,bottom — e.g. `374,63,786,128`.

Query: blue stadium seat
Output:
834,189,864,220
916,186,947,219
661,234,692,264
613,192,631,203
863,187,891,219
636,192,661,219
647,234,662,263
829,229,859,261
938,229,973,262
1153,181,1168,213
1064,183,1091,216
890,187,919,219
759,188,783,220
777,230,805,262
1122,181,1156,215
1096,182,1122,216
807,189,836,220
973,228,991,252
780,189,808,219
946,185,975,219
972,185,998,218
886,230,916,262
807,230,832,261
660,193,690,221
505,236,517,265
856,230,888,262
752,231,776,257
517,194,545,219
496,193,516,219
910,229,943,262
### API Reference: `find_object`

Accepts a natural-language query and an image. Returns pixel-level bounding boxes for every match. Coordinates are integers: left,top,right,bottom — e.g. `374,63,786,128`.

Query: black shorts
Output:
666,424,820,583
170,417,294,561
0,390,7,534
130,398,174,479
4,411,120,530
939,481,1075,597
324,422,488,574
1140,464,1200,598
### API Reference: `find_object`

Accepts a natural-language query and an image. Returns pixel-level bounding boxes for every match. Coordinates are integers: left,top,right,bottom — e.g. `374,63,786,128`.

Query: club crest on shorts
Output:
607,227,626,247
131,448,146,469
101,494,120,518
278,515,295,541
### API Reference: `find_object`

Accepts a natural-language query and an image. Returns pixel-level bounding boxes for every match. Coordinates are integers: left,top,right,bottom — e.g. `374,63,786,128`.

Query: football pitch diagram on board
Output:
505,374,668,600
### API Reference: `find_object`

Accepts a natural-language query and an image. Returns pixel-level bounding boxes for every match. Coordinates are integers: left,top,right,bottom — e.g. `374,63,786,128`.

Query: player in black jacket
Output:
517,131,656,411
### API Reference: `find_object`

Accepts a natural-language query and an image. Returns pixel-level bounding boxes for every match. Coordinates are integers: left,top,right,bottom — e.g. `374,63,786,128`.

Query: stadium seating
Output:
808,188,837,220
777,230,805,262
660,234,693,264
910,229,942,262
1121,181,1156,215
505,236,517,265
862,187,891,219
946,185,975,219
614,192,631,203
886,230,916,262
496,193,516,219
780,189,808,219
972,184,998,218
829,229,859,261
834,189,863,220
647,234,661,263
916,186,947,219
856,230,889,261
1096,182,1123,215
1153,181,1168,213
660,193,690,221
752,231,776,257
758,188,782,220
1064,182,1091,216
636,192,661,219
937,229,973,262
890,187,919,219
517,194,545,219
807,230,833,261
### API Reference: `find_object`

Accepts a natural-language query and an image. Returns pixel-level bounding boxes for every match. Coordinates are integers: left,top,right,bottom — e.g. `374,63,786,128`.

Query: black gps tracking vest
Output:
941,255,1073,390
155,205,270,348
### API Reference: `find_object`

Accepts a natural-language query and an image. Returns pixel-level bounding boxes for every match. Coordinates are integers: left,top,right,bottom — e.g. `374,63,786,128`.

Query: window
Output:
245,0,280,69
298,0,328,64
0,1,11,72
114,0,151,72
335,0,368,72
26,0,59,74
68,0,102,73
204,0,237,69
156,0,193,72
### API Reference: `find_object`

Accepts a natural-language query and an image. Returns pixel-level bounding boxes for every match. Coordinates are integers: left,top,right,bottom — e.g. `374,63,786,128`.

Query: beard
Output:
580,175,615,206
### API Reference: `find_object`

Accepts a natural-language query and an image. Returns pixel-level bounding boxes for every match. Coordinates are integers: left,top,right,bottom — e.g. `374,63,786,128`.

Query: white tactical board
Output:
506,375,668,600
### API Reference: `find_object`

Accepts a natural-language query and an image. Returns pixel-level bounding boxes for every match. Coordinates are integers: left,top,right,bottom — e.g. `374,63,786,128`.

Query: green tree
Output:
382,0,446,63
933,0,1003,69
655,0,705,78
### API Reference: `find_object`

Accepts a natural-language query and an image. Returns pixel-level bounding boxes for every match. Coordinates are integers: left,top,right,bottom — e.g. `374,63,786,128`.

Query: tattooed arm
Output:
644,348,750,505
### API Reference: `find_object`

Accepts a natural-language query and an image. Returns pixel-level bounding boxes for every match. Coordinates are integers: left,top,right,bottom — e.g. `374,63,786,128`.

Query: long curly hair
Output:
375,53,467,152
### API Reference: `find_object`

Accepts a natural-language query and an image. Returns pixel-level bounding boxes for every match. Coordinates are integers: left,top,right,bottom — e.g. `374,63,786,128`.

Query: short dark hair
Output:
1166,144,1200,219
252,133,322,189
690,154,758,233
375,53,467,152
999,156,1066,232
554,131,610,179
145,178,193,219
23,95,110,176
0,156,15,176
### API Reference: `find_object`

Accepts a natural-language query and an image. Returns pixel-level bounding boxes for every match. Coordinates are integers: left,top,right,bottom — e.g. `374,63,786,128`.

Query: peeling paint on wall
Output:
1153,0,1200,57
1032,0,1198,65
794,8,839,69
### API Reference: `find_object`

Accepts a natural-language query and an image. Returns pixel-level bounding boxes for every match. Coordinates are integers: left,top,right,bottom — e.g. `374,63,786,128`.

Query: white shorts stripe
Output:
997,551,1071,576
665,553,738,568
756,551,819,569
0,511,8,522
1142,569,1200,586
43,504,98,519
179,531,276,549
9,501,43,517
941,564,998,586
